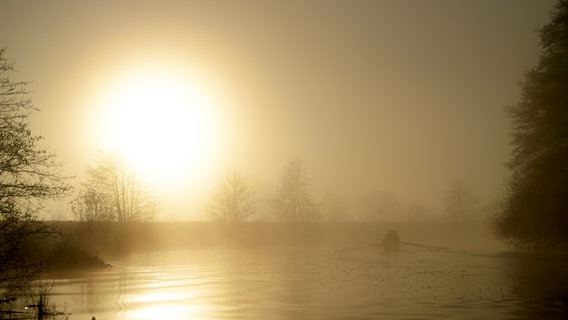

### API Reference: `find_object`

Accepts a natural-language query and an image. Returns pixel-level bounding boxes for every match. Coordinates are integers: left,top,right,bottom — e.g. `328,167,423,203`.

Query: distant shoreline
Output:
47,220,503,258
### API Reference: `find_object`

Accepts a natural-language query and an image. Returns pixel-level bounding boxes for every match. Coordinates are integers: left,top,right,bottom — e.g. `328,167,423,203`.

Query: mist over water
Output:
37,222,568,319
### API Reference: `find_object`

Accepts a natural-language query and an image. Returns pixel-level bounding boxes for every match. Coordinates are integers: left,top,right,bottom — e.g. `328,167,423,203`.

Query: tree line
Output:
207,158,320,223
71,153,321,223
71,151,486,224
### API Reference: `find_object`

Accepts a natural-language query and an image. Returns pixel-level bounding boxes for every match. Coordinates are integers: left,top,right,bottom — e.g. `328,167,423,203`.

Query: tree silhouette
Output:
207,169,255,223
70,185,113,222
444,180,478,221
273,158,319,222
496,1,568,247
0,49,71,289
72,152,157,222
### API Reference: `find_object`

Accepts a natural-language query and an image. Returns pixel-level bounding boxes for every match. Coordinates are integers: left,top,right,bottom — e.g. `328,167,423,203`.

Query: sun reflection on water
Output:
124,290,214,319
120,275,219,319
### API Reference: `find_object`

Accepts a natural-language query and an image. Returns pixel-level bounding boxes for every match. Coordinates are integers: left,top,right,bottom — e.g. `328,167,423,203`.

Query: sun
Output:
93,67,223,190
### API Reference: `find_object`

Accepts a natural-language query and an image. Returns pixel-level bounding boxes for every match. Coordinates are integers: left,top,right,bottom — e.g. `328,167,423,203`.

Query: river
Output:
42,245,568,319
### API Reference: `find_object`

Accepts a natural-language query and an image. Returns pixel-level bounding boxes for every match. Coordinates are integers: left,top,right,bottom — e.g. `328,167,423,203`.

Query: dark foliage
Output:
496,1,568,248
0,49,72,290
47,241,109,271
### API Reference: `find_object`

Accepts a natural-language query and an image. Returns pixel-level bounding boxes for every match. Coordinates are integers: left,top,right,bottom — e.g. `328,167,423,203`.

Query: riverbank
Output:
54,220,505,258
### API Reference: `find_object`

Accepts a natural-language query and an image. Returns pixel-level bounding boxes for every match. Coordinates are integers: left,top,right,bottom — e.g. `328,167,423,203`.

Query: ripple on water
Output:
41,249,568,319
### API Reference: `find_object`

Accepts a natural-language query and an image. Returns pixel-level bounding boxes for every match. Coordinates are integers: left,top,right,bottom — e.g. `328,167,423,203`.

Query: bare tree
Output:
69,186,113,222
73,152,158,222
0,49,72,289
208,169,255,223
444,180,478,221
273,158,319,222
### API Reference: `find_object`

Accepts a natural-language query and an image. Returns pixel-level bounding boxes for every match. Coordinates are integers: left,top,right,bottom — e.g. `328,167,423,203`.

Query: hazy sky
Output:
0,0,556,220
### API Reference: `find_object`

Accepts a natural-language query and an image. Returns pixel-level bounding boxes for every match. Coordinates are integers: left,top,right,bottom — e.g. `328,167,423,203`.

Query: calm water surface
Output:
45,247,568,319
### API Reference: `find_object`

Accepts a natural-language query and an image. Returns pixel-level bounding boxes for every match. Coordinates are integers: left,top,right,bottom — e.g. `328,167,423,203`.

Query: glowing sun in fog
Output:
94,68,222,188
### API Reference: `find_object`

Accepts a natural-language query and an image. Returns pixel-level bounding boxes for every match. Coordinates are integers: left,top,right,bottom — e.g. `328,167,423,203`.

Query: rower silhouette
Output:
380,230,401,253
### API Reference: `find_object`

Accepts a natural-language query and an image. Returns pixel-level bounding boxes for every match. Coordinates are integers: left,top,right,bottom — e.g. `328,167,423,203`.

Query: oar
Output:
400,241,448,251
334,243,381,253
